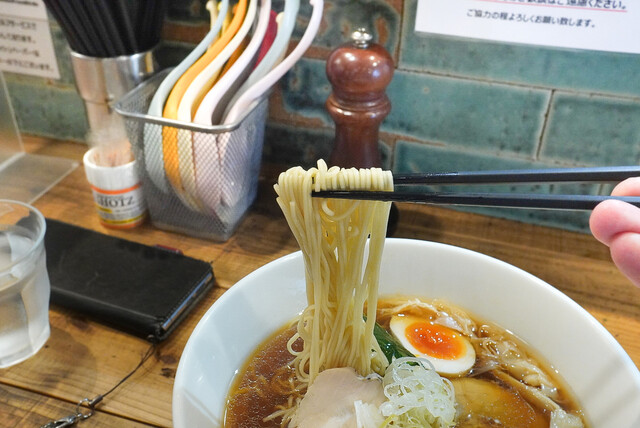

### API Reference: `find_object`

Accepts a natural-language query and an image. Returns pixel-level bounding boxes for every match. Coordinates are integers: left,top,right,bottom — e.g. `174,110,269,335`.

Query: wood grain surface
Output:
1,136,638,427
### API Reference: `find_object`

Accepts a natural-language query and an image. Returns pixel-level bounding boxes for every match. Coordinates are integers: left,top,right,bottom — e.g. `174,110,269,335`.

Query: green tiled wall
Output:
541,93,640,165
4,0,640,232
400,0,640,98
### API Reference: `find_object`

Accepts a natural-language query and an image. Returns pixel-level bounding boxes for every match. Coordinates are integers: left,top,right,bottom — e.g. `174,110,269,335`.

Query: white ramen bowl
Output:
173,238,640,428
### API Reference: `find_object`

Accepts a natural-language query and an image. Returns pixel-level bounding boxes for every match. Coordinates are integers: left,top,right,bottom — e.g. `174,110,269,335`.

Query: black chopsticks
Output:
312,191,640,210
312,166,640,210
391,165,640,185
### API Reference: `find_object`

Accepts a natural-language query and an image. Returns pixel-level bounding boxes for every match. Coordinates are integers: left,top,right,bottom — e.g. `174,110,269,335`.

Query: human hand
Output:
590,177,640,288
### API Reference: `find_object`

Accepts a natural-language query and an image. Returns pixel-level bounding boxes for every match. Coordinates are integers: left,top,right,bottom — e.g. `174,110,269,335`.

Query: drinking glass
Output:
0,200,50,368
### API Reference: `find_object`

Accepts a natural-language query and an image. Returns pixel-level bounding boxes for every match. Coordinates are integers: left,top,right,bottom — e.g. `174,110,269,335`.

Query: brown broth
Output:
224,300,588,427
225,324,301,428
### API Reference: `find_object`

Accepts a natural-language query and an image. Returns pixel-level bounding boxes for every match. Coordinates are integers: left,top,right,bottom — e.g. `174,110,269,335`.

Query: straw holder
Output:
71,49,158,132
115,70,268,241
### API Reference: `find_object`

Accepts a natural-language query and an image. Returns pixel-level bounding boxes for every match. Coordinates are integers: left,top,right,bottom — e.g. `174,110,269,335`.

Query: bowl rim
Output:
173,238,640,427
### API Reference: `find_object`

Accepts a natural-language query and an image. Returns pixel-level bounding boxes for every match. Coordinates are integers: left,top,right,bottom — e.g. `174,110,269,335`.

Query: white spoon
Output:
216,0,324,209
175,0,258,212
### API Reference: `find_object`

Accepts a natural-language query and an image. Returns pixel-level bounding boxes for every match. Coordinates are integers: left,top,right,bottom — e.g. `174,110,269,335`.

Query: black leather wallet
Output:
44,219,215,342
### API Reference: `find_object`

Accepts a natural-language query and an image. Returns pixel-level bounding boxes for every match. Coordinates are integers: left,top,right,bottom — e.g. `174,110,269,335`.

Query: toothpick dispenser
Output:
326,28,394,168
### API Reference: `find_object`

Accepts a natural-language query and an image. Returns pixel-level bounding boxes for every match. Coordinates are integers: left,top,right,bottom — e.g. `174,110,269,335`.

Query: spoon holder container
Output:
115,70,268,241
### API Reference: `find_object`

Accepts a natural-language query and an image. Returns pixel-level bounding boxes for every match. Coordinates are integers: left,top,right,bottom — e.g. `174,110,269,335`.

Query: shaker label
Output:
90,183,147,229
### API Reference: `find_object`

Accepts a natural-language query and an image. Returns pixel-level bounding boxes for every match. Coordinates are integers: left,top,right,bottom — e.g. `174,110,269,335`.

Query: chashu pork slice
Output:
291,367,386,428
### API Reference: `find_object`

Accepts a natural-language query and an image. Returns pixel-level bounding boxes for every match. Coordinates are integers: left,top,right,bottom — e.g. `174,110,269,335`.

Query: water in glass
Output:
0,226,50,368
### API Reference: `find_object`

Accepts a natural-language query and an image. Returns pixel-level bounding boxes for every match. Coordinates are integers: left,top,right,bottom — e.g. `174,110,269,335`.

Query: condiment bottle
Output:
83,147,147,229
325,28,394,169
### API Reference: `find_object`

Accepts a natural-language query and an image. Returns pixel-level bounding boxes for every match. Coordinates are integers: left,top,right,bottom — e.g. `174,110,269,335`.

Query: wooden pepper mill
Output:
326,28,394,169
326,29,399,234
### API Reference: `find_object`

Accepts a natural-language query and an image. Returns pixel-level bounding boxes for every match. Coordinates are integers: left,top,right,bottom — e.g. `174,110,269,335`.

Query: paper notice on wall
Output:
0,0,60,79
416,0,639,55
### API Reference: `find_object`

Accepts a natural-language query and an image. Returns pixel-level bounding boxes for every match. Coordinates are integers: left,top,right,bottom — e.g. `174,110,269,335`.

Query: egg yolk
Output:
405,322,466,360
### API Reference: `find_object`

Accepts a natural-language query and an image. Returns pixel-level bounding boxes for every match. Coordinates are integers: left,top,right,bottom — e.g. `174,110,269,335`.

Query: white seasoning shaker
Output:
83,148,147,229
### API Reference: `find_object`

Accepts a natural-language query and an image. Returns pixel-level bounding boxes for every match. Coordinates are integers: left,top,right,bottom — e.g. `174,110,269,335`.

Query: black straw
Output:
93,0,127,56
136,0,154,51
116,0,141,53
44,0,89,54
43,0,165,57
81,0,118,57
151,0,169,49
66,0,108,57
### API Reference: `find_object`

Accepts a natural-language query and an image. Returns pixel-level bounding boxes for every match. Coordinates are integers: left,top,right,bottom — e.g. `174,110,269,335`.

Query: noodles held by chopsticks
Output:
273,160,393,423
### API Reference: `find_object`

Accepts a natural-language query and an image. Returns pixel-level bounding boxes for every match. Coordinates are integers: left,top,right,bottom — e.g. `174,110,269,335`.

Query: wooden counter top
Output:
2,137,639,427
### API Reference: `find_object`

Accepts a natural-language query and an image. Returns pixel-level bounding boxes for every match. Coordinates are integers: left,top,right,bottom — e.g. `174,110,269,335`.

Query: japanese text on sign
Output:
0,0,60,79
415,0,639,54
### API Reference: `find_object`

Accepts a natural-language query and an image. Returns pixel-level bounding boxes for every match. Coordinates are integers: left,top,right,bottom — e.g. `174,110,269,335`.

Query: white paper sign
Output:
0,0,60,79
416,0,639,55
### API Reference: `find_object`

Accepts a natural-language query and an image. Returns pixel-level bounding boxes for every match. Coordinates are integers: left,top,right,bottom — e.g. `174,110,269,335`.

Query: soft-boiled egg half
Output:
389,314,476,376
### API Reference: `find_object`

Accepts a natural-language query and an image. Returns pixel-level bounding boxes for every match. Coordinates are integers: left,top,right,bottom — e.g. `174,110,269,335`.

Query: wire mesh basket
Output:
115,69,267,241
